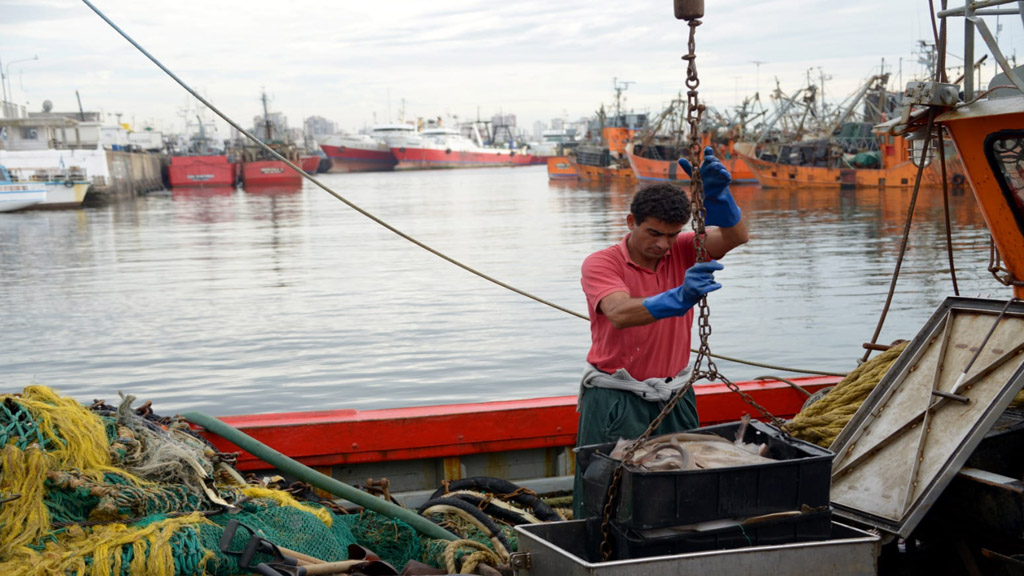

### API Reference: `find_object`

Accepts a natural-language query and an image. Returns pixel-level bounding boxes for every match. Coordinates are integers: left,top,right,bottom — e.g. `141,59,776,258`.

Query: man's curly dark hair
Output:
630,183,691,225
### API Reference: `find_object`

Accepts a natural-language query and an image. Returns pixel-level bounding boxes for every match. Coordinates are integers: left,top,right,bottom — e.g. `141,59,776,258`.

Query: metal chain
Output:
989,236,1024,287
598,17,787,561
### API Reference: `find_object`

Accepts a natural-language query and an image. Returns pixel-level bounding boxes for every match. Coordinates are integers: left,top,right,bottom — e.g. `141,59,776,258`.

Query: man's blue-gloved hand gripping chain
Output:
677,146,742,228
641,261,724,320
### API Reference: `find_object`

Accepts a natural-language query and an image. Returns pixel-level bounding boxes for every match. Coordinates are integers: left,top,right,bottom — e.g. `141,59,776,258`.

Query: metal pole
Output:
965,2,975,99
3,55,38,118
0,55,8,119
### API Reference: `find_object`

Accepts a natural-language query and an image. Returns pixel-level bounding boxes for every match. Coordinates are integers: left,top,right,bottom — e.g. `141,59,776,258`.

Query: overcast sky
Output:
1,0,1020,138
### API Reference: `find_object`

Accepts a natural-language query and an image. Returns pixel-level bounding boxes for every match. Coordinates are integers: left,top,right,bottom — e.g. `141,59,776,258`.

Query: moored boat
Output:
627,142,757,184
391,128,538,170
735,72,968,189
168,155,236,188
0,165,47,212
546,155,578,180
167,111,238,188
2,165,90,208
240,91,304,189
570,127,637,183
299,154,321,174
241,159,302,187
319,124,418,173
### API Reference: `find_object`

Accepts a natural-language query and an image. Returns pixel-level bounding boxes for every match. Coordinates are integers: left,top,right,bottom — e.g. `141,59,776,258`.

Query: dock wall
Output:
94,150,164,200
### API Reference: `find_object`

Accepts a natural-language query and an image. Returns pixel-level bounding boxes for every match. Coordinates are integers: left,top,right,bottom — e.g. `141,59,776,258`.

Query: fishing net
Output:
0,385,528,575
0,386,361,575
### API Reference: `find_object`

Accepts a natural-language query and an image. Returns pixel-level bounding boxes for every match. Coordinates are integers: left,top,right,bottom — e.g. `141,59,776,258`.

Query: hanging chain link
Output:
598,15,787,561
989,236,1024,287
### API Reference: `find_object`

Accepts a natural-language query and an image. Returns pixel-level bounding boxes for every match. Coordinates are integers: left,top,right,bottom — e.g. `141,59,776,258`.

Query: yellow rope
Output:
241,486,333,526
0,513,215,576
0,445,54,556
7,386,144,484
443,539,502,574
789,342,910,448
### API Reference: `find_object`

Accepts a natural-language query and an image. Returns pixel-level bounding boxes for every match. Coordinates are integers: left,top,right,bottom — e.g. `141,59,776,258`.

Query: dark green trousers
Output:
572,386,699,519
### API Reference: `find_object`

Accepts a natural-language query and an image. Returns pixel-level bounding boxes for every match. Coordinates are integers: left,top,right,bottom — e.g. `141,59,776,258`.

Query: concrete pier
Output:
89,150,165,202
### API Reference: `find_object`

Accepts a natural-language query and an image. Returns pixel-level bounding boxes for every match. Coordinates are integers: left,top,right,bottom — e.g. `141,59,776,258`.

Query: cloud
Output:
1,0,1015,137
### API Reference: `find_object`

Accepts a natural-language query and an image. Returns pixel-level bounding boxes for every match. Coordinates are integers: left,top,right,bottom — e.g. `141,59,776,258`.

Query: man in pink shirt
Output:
574,148,748,517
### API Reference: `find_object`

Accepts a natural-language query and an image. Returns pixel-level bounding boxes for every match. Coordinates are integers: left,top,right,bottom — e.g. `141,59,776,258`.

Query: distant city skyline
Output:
1,0,1018,139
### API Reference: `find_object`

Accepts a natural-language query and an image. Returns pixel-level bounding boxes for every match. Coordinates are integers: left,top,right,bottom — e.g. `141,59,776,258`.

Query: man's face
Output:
627,214,685,263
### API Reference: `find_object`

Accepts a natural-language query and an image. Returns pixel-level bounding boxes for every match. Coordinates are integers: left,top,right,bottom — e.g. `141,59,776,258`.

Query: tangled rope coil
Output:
443,539,502,574
788,342,910,448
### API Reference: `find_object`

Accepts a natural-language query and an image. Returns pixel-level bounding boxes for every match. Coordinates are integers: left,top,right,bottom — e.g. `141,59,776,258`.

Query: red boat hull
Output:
320,144,398,173
167,155,237,188
197,375,839,472
391,146,539,170
299,155,321,174
241,160,303,188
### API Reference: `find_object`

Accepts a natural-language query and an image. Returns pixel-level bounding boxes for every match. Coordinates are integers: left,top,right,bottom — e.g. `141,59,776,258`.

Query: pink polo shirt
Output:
581,231,697,381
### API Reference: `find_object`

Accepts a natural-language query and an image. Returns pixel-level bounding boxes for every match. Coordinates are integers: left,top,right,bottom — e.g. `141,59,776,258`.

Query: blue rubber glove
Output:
641,261,724,320
678,146,742,228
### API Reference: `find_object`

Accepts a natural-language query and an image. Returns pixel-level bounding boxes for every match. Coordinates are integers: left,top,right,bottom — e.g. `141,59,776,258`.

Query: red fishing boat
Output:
241,159,302,187
319,124,418,173
240,91,304,188
391,128,539,170
167,114,238,188
168,155,237,188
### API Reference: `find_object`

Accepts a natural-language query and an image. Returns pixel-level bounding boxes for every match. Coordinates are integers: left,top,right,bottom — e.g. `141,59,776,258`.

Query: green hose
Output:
182,411,457,542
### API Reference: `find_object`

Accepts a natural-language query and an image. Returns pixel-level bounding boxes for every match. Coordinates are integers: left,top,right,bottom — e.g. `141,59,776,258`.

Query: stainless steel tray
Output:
512,520,880,576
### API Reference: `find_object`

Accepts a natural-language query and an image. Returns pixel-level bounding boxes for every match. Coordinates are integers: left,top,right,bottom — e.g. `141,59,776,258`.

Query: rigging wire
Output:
82,0,845,379
861,109,935,364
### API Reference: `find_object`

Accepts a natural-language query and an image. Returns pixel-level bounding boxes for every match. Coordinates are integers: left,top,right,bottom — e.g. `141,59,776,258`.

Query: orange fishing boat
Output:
734,72,968,190
546,156,578,180
627,140,757,184
571,126,637,183
734,133,965,190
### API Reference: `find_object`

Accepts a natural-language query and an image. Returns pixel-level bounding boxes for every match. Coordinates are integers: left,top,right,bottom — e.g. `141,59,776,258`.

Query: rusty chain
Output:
598,15,786,561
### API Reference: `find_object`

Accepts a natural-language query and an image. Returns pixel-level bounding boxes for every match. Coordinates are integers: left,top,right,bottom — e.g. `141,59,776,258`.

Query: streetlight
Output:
1,54,39,118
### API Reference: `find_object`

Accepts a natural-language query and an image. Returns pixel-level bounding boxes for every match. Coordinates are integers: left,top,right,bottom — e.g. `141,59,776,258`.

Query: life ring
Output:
63,179,74,188
951,173,966,187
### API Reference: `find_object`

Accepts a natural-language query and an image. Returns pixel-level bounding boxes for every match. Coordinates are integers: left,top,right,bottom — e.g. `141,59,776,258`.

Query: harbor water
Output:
0,165,998,416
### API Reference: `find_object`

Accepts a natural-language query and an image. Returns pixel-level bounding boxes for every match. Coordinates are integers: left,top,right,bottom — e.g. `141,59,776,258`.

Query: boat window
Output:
985,131,1024,234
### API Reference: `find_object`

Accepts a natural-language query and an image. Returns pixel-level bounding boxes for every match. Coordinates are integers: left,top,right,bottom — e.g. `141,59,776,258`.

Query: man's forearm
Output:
707,219,749,259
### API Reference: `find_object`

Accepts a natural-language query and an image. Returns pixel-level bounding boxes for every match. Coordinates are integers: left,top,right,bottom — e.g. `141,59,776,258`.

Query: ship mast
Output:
261,91,273,142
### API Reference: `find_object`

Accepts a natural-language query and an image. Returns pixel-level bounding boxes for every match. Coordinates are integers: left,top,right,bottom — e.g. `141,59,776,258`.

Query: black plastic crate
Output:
606,508,834,560
577,419,834,529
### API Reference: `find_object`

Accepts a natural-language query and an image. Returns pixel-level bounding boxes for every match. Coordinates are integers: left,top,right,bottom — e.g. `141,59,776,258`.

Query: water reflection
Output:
0,168,999,416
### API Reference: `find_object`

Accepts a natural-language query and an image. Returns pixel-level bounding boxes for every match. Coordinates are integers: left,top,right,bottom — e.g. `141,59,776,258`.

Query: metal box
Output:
512,519,880,576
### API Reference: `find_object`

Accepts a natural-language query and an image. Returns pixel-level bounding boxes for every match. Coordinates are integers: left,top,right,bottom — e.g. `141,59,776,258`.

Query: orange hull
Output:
735,151,965,190
628,151,758,183
546,156,578,180
573,160,635,183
